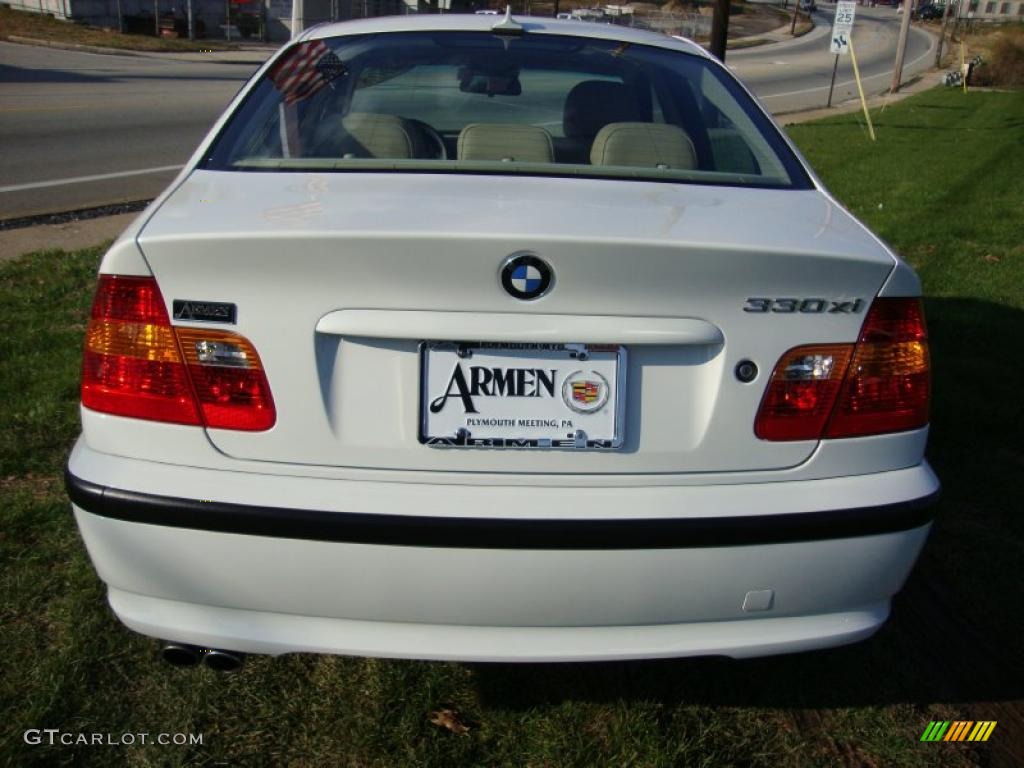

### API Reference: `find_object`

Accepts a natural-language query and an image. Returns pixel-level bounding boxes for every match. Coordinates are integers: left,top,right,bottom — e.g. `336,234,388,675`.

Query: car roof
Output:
297,13,710,58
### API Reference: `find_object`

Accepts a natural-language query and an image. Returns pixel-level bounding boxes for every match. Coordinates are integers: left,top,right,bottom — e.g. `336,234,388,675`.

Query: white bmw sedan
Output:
66,13,938,665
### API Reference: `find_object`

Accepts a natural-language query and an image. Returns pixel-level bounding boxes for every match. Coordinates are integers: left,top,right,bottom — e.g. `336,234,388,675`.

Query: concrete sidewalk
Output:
778,70,944,124
0,213,138,263
3,34,277,64
729,14,819,49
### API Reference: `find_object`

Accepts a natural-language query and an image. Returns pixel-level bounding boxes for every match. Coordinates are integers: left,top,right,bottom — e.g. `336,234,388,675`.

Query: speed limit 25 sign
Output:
831,0,856,54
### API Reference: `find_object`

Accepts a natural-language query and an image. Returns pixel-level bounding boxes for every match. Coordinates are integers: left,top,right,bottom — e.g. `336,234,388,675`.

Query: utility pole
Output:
290,0,303,38
890,0,914,92
789,0,800,35
935,0,953,68
709,0,729,61
187,0,194,40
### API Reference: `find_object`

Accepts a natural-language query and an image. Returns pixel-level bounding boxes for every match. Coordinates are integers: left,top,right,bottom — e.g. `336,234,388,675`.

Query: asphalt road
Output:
0,10,935,220
729,3,936,113
0,44,258,220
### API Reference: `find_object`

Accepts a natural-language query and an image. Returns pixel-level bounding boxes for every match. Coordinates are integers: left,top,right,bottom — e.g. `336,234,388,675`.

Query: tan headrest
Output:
590,123,697,170
457,123,554,164
340,113,416,159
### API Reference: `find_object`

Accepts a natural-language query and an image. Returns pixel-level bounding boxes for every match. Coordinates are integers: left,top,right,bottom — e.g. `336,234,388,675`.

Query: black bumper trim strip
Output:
65,465,938,550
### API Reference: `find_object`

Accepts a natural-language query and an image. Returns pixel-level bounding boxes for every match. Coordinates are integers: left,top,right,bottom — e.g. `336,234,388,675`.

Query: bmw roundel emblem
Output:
500,253,553,301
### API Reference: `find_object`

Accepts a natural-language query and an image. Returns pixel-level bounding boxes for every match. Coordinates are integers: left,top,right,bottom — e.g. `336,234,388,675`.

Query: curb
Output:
726,10,817,50
776,72,943,125
5,34,146,57
3,34,273,63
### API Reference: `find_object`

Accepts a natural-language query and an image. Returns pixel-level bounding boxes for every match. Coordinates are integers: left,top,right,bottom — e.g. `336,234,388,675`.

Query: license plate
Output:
419,342,626,449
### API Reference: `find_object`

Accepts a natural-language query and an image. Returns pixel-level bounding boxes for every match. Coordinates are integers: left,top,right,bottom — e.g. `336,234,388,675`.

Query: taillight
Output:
754,344,854,440
82,275,275,431
82,276,201,425
755,298,930,441
176,329,275,431
826,298,929,438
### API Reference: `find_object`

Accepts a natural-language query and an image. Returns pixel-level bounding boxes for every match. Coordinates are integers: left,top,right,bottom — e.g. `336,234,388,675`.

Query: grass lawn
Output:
1,87,1022,767
0,7,242,52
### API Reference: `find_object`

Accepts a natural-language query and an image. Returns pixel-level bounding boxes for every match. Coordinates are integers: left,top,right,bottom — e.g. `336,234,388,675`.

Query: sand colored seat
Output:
339,113,419,159
457,123,555,163
590,122,697,170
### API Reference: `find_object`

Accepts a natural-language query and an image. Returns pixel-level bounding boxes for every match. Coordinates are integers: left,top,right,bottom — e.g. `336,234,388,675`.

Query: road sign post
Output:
827,1,856,108
826,54,840,108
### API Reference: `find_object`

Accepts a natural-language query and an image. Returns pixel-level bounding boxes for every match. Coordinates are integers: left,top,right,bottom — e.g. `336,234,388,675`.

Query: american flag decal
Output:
268,40,347,105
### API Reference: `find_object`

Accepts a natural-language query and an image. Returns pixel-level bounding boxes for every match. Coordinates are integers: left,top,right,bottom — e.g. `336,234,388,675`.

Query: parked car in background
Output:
916,3,948,19
67,14,937,667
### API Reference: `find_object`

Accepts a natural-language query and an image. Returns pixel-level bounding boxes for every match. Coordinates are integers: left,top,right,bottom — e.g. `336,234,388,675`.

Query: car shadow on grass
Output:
473,297,1024,716
469,577,1022,713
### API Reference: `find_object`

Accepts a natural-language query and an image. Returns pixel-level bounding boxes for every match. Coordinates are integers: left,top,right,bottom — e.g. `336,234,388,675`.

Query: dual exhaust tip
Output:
161,642,244,671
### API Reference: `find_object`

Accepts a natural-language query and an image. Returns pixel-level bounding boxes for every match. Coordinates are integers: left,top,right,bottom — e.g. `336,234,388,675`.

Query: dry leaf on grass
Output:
428,708,470,734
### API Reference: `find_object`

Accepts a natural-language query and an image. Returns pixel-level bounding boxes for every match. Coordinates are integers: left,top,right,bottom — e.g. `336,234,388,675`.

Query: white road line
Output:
0,165,183,193
758,32,936,99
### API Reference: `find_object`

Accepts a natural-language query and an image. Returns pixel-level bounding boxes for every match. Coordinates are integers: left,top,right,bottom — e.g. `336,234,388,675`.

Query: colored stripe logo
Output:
920,721,997,742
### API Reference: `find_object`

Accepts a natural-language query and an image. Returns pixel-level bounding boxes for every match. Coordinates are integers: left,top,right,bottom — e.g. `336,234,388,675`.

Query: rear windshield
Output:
201,30,811,189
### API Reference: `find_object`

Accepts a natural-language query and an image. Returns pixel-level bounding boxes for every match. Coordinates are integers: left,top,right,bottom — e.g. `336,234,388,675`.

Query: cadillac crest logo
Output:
500,253,553,301
562,370,609,414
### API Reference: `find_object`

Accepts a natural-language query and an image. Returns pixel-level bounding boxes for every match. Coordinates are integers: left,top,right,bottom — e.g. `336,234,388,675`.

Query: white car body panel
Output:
106,588,892,662
78,407,930,486
135,173,894,473
69,436,938,521
70,438,936,660
68,16,939,661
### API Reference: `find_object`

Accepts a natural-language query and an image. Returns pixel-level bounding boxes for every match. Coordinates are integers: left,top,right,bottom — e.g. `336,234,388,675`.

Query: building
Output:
2,0,476,42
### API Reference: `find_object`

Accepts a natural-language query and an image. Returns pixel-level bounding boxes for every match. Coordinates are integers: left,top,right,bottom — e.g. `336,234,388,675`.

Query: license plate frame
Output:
419,342,626,450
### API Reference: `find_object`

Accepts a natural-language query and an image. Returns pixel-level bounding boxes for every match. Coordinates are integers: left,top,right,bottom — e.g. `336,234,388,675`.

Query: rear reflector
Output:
756,298,930,441
81,275,275,431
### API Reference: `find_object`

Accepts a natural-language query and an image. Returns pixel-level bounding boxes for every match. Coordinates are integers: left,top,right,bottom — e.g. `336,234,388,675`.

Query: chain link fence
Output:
631,9,712,38
3,0,414,42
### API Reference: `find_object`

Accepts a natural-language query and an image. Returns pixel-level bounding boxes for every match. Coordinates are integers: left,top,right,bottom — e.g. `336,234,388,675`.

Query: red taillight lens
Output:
176,328,275,431
754,344,854,440
81,275,275,431
82,276,201,425
755,297,930,441
825,298,929,438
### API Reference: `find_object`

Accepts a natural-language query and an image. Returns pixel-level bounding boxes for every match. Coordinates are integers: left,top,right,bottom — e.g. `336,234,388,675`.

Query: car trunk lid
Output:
136,170,895,474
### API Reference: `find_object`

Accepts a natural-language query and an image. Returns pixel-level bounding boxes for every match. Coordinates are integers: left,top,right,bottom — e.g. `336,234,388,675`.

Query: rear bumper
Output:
105,587,893,662
67,439,938,661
